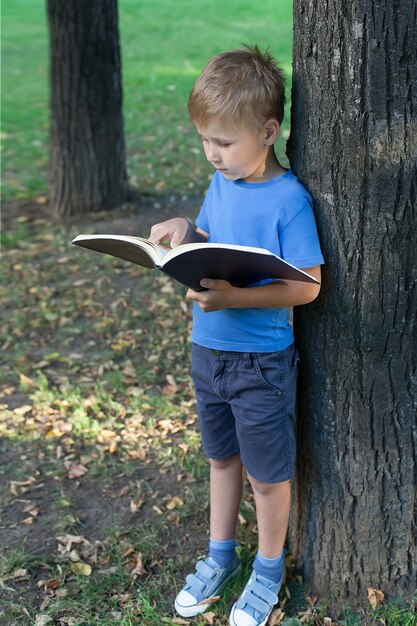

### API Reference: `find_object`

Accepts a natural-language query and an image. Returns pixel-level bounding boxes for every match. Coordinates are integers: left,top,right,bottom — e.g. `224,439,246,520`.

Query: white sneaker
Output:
175,556,241,618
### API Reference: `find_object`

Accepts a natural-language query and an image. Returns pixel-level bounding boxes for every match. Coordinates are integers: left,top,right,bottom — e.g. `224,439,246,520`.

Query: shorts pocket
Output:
253,352,284,397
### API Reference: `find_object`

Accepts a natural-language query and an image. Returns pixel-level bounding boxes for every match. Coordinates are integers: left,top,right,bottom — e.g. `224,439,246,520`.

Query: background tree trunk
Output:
288,0,417,610
47,0,128,215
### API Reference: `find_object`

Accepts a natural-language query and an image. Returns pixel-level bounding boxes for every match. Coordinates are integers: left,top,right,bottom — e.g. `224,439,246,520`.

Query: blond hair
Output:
188,44,286,131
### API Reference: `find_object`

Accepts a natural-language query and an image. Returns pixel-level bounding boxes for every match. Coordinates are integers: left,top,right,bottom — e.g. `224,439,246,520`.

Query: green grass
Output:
1,0,293,201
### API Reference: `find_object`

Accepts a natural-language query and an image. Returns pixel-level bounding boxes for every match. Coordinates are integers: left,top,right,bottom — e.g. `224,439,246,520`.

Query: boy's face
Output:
196,118,276,183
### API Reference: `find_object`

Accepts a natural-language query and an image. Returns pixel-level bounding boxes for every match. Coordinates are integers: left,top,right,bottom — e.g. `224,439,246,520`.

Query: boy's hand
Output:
149,217,191,248
187,279,237,312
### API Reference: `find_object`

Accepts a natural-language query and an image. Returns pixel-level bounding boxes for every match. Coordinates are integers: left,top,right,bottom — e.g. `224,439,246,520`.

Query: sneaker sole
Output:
229,603,270,626
228,571,286,626
175,562,241,618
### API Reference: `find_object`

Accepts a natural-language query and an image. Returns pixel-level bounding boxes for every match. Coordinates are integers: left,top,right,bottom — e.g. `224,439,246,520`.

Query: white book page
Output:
163,242,274,263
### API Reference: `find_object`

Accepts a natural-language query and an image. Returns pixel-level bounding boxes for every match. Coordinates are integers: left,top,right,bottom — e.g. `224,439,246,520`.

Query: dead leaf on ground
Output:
64,460,89,479
268,607,286,625
10,568,29,580
34,616,53,626
14,404,33,416
19,373,35,387
202,611,216,624
56,534,90,553
368,587,384,609
197,595,220,606
125,552,147,578
70,561,92,576
166,495,184,510
10,477,37,495
37,578,61,590
130,498,145,513
121,544,136,558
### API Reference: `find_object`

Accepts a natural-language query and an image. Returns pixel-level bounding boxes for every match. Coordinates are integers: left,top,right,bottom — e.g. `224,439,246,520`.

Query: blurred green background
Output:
1,0,293,202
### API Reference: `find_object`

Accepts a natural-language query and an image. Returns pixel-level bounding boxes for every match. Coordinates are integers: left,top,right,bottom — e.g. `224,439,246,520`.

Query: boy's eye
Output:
217,141,231,148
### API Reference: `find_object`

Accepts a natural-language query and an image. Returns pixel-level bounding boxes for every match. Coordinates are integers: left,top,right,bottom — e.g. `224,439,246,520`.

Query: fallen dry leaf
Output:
37,578,60,590
121,544,136,558
56,534,90,553
202,611,216,624
10,477,37,495
19,373,35,387
129,498,144,513
34,616,53,626
14,404,33,416
34,613,52,626
22,503,40,516
64,461,89,479
197,595,220,606
70,561,92,576
69,549,81,562
368,587,384,609
129,552,146,578
11,568,28,579
268,607,286,625
166,495,184,510
170,618,189,625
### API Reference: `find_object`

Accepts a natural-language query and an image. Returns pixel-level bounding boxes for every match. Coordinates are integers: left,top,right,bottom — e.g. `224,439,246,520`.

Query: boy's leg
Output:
175,345,243,618
174,454,242,618
210,454,243,540
229,476,289,626
247,476,290,557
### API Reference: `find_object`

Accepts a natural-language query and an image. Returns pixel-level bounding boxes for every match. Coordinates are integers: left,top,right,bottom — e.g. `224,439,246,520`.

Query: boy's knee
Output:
247,474,290,496
209,454,241,471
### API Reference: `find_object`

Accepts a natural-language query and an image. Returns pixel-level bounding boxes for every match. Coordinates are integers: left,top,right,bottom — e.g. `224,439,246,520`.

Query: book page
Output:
71,234,165,268
163,242,274,263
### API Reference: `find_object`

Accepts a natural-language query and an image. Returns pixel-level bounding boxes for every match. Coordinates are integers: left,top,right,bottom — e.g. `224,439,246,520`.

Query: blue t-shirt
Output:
192,169,324,352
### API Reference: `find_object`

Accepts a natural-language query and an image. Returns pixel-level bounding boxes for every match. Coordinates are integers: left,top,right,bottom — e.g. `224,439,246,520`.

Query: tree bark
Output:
47,0,128,215
288,0,417,610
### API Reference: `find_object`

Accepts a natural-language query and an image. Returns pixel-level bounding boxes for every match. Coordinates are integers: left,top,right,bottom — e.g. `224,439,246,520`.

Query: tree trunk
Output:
47,0,128,215
288,0,417,610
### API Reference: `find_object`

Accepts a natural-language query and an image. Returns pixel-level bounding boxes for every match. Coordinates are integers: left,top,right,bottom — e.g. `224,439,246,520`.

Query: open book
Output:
71,233,320,291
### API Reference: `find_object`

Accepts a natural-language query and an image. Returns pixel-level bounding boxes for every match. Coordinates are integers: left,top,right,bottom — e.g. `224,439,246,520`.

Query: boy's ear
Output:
264,119,280,145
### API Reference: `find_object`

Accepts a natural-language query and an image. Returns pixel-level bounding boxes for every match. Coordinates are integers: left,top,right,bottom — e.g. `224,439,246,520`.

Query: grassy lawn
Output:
1,2,416,625
1,0,293,202
1,204,415,626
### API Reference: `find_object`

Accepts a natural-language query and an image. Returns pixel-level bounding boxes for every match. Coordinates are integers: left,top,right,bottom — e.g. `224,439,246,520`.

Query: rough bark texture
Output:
288,0,417,609
47,0,128,215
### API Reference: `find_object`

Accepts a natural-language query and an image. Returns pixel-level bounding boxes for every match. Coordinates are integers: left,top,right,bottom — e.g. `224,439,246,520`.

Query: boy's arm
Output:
149,217,208,248
188,265,322,312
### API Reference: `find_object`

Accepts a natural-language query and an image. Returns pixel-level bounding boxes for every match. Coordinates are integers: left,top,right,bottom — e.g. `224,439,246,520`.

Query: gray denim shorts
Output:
191,342,299,483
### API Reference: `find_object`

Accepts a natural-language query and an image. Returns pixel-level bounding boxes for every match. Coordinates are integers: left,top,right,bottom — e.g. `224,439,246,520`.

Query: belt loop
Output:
246,353,253,368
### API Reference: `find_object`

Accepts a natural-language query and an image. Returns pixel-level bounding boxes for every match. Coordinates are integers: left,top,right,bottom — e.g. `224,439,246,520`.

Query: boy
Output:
149,45,324,626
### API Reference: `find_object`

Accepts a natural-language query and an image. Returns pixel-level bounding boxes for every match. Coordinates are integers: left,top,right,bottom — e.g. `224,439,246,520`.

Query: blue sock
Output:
208,537,237,568
253,549,286,584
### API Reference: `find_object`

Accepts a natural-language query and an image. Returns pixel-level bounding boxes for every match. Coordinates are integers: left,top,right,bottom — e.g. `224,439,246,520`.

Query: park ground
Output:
1,196,415,626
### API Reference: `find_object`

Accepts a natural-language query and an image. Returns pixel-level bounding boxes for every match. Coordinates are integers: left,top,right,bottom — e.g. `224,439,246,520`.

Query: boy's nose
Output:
205,144,220,164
